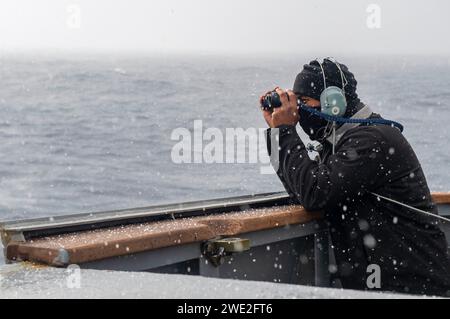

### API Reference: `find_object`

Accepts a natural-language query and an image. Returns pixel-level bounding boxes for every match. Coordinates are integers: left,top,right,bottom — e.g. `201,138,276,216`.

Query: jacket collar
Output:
325,102,373,145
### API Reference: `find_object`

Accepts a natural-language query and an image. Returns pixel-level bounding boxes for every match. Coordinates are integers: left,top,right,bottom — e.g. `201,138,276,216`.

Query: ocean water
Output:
0,53,449,222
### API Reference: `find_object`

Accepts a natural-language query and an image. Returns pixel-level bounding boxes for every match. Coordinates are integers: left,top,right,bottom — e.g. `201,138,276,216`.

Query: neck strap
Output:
325,103,373,144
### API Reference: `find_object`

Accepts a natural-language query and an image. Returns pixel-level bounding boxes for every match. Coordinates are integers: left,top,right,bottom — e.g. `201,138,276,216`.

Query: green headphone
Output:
316,58,348,117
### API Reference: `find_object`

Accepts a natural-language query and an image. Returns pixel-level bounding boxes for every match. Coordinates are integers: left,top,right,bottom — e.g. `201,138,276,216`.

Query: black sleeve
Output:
267,125,385,211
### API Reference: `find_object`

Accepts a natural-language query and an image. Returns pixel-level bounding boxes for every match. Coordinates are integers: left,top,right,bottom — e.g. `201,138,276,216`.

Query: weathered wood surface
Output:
6,205,322,266
6,192,449,266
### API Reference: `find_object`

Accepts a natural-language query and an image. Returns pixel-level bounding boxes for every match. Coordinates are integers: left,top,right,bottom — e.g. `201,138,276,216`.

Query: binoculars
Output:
260,91,283,110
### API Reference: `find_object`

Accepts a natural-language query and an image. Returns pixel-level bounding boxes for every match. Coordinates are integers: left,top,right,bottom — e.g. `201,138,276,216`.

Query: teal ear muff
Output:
316,58,348,118
320,86,347,117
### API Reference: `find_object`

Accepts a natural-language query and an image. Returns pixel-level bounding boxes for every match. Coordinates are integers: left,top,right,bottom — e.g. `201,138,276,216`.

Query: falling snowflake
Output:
363,234,377,249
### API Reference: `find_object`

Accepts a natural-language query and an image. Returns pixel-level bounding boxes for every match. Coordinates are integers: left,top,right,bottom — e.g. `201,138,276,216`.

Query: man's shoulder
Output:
340,124,404,145
338,124,416,164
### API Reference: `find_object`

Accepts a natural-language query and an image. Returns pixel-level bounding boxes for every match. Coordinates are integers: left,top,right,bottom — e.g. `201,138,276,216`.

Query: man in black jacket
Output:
260,59,450,296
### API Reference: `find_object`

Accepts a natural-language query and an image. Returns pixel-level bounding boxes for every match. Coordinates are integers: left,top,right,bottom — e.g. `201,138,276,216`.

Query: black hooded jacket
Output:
266,116,450,296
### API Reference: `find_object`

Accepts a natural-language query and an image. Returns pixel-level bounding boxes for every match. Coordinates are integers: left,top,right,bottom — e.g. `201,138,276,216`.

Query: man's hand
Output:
259,88,299,128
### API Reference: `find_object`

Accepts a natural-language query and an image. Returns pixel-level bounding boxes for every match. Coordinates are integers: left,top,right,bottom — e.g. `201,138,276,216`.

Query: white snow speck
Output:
363,234,377,249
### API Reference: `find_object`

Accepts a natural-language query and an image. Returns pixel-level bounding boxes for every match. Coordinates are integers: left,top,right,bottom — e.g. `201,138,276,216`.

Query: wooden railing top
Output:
6,205,322,266
432,192,450,204
5,192,450,267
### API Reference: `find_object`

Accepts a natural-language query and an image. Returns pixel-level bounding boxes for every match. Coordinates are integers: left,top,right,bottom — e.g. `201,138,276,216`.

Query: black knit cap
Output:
293,59,358,104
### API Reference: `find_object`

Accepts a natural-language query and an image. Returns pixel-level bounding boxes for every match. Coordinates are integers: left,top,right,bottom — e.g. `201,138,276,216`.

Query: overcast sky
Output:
0,0,449,55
